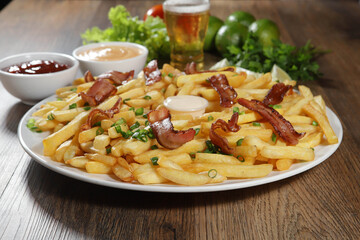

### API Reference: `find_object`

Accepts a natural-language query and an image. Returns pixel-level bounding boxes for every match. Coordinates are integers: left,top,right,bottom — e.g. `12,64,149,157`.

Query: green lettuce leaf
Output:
81,5,170,62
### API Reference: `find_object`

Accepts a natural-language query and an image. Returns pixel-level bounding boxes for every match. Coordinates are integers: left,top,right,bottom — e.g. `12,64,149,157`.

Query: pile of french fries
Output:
29,64,338,186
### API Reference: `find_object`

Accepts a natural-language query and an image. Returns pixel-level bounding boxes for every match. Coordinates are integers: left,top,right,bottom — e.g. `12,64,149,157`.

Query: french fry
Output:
85,153,117,166
261,146,315,161
303,104,338,144
65,156,89,168
122,139,151,156
240,73,271,89
194,153,242,165
276,159,294,171
54,139,72,162
119,87,145,100
157,167,211,186
85,161,112,174
133,163,168,184
157,158,184,170
176,71,234,87
185,163,273,178
177,81,195,95
112,164,134,182
79,127,99,144
52,108,85,122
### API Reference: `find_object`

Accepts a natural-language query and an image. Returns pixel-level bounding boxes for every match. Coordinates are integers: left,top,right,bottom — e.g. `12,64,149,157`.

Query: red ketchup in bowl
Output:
3,60,69,74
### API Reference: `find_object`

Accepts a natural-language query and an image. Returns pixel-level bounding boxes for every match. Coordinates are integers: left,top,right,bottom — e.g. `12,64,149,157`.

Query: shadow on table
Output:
5,102,31,134
24,160,297,238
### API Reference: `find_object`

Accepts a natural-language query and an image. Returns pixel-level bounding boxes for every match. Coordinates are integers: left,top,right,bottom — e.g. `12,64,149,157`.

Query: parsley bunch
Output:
225,33,328,81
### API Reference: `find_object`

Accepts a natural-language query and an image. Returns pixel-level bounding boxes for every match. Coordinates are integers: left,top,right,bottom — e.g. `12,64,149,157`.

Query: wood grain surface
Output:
0,0,359,239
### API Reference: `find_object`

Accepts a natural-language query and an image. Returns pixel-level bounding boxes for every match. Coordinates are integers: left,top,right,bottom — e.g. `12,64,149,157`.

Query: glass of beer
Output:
163,0,210,70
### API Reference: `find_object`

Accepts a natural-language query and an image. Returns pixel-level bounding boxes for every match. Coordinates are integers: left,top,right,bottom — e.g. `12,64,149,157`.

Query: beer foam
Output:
163,0,210,13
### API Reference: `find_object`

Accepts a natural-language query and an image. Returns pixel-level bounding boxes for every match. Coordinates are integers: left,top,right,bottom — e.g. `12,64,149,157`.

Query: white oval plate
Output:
18,95,343,193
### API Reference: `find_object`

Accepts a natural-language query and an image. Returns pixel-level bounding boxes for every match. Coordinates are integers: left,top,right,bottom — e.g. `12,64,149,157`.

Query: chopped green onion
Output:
106,147,111,154
208,169,217,178
112,118,126,127
161,73,166,77
233,107,240,114
239,111,245,115
269,104,282,109
189,152,196,159
69,103,77,109
26,118,42,133
253,122,261,126
161,88,166,93
205,79,210,83
271,133,277,143
129,107,135,111
145,120,149,126
57,98,62,101
130,121,140,130
123,98,131,104
312,121,319,126
115,125,122,133
93,121,101,127
275,80,280,83
143,114,148,119
135,108,144,116
168,73,174,78
70,87,77,92
208,115,214,121
96,127,104,136
83,106,91,111
232,74,239,77
151,157,159,165
150,145,158,150
236,138,244,146
237,155,245,162
144,95,152,100
311,147,315,151
47,113,55,120
147,128,155,139
195,128,200,136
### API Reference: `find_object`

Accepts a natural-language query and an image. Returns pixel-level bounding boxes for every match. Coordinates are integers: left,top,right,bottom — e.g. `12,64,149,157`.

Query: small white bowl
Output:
72,42,148,77
164,95,209,118
0,52,79,105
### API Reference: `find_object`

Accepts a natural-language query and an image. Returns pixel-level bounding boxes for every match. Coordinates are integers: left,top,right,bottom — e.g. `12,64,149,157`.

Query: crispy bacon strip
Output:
81,98,122,131
185,62,234,74
209,112,240,155
263,83,292,106
144,60,161,86
98,70,134,86
84,70,95,82
237,98,304,145
80,79,117,106
148,107,195,149
208,74,237,108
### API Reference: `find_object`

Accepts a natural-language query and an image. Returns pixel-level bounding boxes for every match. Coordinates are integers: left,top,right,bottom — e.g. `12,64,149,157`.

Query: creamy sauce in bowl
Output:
164,95,209,118
77,46,144,62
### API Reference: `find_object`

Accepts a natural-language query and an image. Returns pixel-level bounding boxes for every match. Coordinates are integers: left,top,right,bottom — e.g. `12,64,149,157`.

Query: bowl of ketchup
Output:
0,52,79,105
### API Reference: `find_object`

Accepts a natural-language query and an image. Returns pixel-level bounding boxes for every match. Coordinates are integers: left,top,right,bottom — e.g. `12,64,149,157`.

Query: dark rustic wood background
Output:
0,0,359,239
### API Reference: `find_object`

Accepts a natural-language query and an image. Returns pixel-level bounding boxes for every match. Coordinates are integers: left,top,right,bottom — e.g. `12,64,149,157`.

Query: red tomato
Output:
143,4,164,21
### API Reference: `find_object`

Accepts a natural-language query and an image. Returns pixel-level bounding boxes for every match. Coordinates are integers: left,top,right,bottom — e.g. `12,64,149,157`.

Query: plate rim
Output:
17,95,343,193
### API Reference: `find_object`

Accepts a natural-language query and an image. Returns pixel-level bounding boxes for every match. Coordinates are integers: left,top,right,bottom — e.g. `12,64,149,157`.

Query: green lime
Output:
215,22,248,56
204,16,224,52
225,11,256,27
249,19,280,47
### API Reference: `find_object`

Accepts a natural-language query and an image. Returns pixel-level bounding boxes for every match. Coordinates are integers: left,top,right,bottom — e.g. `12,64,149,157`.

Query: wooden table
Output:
0,0,359,239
